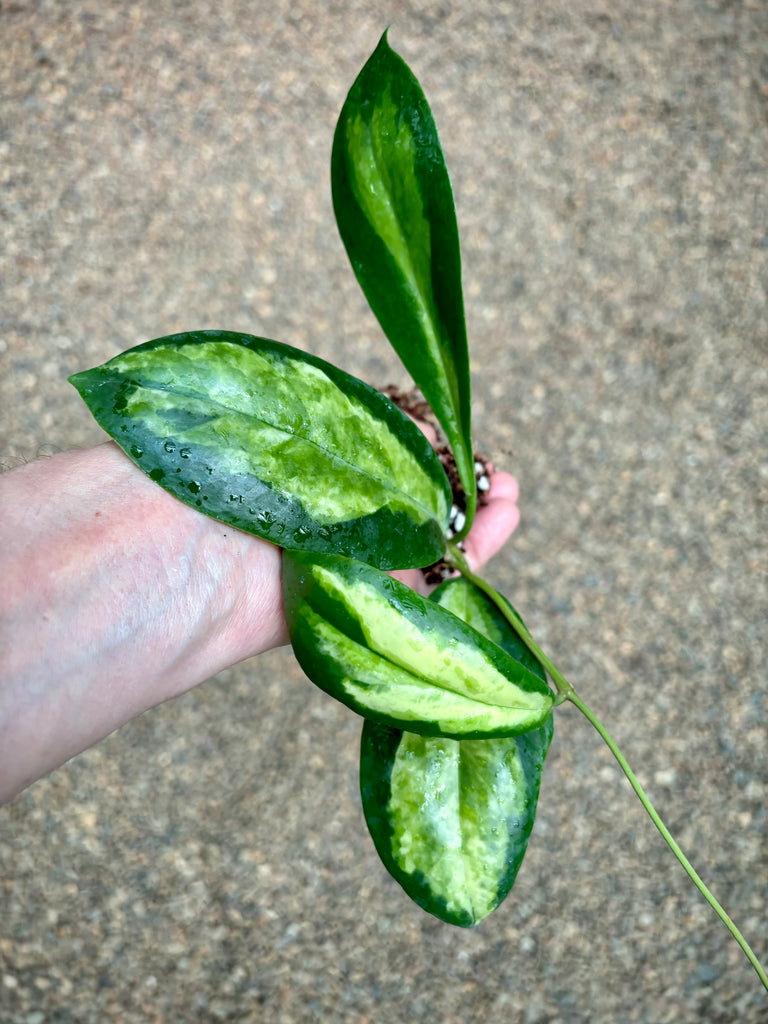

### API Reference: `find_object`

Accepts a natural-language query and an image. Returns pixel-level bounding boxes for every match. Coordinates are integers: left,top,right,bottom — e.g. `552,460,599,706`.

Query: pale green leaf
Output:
332,33,476,524
359,576,554,926
283,551,554,739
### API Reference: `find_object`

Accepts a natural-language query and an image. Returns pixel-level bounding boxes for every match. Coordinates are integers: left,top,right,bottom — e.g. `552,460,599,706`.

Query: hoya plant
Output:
69,33,766,992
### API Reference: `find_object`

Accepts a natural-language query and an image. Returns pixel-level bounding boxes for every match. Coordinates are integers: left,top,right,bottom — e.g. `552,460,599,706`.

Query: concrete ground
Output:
1,1,766,1021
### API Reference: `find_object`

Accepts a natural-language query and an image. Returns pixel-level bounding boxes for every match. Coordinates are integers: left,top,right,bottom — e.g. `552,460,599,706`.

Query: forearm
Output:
0,440,519,804
0,442,287,803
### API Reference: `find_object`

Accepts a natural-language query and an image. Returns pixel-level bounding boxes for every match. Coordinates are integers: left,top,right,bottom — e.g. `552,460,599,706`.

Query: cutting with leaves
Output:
69,30,767,994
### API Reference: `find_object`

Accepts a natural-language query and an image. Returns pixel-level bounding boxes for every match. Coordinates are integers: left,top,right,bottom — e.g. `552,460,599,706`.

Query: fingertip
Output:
490,497,520,547
462,494,520,572
487,470,519,505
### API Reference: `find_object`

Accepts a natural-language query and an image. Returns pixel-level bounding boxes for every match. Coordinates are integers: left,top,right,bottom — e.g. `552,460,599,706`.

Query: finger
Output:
390,469,519,594
460,471,520,573
481,469,518,506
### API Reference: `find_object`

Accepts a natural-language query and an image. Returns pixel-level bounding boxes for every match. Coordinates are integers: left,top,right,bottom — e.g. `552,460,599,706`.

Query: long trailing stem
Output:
447,545,768,995
569,690,768,994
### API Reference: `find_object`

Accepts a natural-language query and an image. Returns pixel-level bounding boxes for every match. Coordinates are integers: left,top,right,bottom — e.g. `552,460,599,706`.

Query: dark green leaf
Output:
69,330,451,569
360,576,554,926
332,32,476,521
283,551,554,739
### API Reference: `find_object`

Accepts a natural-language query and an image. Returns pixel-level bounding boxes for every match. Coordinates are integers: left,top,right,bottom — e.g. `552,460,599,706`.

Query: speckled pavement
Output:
1,2,766,1021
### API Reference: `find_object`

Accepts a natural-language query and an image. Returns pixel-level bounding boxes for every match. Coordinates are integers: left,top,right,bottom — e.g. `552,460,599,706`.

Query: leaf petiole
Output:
451,486,477,545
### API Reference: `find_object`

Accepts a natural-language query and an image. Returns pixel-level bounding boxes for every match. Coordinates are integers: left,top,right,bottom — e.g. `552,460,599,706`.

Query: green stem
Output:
447,546,768,994
569,690,768,995
452,482,477,546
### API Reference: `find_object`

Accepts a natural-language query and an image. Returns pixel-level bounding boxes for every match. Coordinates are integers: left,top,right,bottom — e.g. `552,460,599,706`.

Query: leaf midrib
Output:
127,375,444,524
361,114,459,419
328,611,545,715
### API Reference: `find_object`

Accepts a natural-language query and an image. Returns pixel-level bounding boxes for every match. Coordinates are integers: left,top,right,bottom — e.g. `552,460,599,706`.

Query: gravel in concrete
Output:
1,2,766,1021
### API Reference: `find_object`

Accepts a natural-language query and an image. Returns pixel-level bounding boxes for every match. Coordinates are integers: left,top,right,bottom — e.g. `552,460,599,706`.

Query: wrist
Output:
0,442,286,801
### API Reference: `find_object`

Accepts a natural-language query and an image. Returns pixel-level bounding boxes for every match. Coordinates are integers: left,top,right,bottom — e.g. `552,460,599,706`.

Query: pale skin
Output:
0,441,520,805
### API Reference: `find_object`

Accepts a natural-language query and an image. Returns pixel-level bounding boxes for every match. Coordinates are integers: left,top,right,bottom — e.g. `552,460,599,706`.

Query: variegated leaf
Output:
69,331,451,569
431,576,543,675
283,551,554,739
332,32,476,526
360,577,554,926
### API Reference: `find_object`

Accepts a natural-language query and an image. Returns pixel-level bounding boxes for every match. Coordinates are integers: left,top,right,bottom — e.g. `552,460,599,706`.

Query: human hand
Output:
389,467,519,593
0,441,519,803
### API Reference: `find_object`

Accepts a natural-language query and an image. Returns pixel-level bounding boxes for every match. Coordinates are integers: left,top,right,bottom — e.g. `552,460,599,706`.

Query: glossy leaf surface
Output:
360,577,554,926
69,331,451,569
283,552,554,738
431,576,543,675
332,33,476,521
